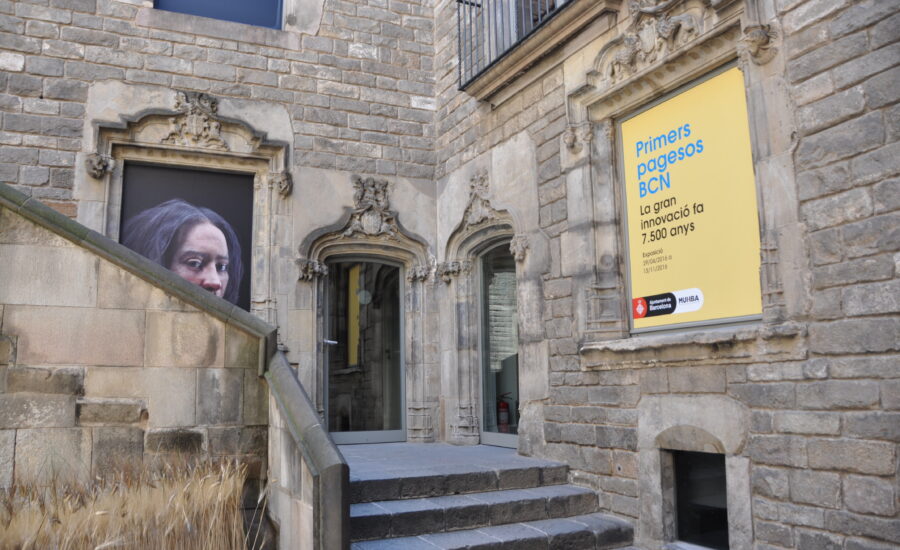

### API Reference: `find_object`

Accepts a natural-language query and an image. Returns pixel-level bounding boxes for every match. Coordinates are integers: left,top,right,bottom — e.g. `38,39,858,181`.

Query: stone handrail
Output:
0,182,277,375
266,351,350,549
1,182,350,547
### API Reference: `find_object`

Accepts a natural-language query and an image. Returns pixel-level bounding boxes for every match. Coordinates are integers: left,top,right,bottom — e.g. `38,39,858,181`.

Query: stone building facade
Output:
0,0,897,548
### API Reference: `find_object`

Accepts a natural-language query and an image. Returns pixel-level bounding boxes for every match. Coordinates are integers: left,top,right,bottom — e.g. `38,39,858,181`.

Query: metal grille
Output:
457,0,570,89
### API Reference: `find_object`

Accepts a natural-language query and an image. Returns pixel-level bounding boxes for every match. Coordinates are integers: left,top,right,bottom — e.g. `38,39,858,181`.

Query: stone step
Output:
351,484,599,541
345,444,568,503
350,512,633,549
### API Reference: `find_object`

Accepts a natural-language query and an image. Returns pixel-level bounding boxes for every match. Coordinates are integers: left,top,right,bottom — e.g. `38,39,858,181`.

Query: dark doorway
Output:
673,450,729,549
121,163,254,311
325,259,404,443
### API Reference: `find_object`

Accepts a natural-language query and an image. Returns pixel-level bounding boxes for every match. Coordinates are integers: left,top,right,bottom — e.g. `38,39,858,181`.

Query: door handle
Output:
324,339,338,346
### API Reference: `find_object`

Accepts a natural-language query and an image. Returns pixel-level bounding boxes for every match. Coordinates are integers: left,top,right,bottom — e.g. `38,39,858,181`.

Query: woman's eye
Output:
186,259,203,269
216,263,228,273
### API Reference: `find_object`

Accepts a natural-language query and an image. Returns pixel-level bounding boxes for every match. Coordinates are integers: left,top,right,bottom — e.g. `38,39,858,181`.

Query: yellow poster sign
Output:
620,67,762,330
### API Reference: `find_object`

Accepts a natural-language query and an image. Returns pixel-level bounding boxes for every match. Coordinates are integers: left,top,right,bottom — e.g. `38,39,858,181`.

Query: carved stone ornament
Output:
580,125,595,145
162,91,228,151
742,24,778,65
343,175,399,239
436,260,470,284
85,153,112,179
271,172,293,198
563,126,578,150
463,171,499,228
562,123,595,152
297,258,328,281
592,0,703,90
509,235,529,263
406,264,431,282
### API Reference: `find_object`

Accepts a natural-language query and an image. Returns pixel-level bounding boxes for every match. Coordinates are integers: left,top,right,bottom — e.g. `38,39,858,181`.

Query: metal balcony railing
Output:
457,0,571,89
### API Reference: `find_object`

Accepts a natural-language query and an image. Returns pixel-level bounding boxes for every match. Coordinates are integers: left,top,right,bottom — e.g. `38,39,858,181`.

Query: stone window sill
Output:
462,0,618,101
665,542,721,550
136,7,300,50
579,322,806,370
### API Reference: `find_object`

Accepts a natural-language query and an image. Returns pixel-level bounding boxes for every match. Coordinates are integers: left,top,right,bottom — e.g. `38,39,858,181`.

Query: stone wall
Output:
0,0,436,215
0,203,268,486
0,0,897,547
434,0,899,548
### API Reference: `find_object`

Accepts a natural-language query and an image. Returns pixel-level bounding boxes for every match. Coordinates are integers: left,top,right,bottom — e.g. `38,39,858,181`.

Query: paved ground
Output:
340,443,565,480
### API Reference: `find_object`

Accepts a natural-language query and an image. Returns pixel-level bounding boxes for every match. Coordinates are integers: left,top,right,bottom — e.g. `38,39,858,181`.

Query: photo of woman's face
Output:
167,222,230,298
120,165,252,309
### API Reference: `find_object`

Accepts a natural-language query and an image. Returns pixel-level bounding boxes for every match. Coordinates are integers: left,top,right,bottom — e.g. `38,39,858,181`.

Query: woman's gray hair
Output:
121,198,244,305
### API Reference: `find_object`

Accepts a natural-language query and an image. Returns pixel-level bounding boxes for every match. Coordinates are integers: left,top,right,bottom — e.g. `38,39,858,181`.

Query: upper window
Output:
457,0,570,87
154,0,283,29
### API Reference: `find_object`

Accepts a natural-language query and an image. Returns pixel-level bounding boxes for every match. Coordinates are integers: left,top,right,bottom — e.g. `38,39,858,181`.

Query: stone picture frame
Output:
74,83,293,326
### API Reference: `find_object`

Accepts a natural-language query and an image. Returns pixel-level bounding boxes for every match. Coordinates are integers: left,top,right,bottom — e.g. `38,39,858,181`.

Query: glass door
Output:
325,259,405,444
480,244,519,448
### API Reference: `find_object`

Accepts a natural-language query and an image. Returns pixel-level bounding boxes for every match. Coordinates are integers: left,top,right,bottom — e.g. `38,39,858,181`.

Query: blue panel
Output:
155,0,282,30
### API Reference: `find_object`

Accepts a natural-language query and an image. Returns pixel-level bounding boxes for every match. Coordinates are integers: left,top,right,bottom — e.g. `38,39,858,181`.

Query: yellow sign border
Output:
617,64,763,332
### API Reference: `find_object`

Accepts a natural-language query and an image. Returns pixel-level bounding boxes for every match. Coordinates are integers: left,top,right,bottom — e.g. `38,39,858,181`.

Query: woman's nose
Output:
199,265,223,292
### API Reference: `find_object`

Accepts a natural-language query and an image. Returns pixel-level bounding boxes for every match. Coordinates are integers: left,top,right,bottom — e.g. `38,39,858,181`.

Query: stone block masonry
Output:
0,205,268,485
0,0,897,548
0,0,437,213
434,0,899,548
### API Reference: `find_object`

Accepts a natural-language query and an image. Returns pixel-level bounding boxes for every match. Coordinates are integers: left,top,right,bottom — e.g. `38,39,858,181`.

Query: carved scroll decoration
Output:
563,122,595,152
407,264,431,282
162,91,228,151
297,259,328,281
437,260,471,284
741,24,778,65
343,175,399,239
270,172,293,198
509,235,529,263
85,153,112,179
462,171,499,229
590,0,707,92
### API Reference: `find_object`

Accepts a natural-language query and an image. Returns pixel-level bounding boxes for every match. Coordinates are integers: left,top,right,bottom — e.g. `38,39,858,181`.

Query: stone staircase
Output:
342,443,633,549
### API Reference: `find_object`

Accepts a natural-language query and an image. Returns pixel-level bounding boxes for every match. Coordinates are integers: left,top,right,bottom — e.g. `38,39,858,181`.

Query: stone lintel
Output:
580,322,807,370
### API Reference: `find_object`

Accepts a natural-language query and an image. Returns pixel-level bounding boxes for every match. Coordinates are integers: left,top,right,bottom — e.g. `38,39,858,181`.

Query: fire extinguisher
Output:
498,392,511,433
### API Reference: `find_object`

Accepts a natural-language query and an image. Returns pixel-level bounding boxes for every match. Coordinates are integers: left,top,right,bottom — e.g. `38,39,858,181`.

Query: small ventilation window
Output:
673,450,729,549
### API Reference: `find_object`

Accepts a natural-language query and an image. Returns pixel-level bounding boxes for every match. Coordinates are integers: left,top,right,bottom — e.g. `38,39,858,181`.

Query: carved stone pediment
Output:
444,169,517,268
298,175,431,277
92,90,281,160
589,0,709,92
343,175,399,239
462,171,500,229
162,91,228,151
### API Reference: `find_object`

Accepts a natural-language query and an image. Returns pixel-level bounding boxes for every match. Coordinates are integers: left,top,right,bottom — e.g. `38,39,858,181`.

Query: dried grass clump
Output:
0,458,257,550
